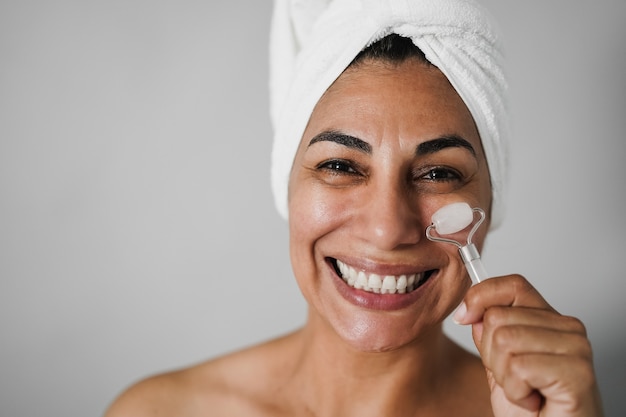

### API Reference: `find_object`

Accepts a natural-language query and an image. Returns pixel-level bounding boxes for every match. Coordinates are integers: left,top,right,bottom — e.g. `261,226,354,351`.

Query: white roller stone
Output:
432,202,474,235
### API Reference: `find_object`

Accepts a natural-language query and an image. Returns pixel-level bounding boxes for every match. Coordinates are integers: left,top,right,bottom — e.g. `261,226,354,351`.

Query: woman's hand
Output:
454,275,604,417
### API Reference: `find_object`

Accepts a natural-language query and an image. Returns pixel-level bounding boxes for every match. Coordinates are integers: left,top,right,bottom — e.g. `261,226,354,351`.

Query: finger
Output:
478,306,588,358
483,325,593,385
498,353,599,414
487,377,542,416
454,275,554,325
482,306,587,334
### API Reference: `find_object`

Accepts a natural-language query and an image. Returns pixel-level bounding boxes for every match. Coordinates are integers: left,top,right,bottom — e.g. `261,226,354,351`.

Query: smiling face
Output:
288,58,492,352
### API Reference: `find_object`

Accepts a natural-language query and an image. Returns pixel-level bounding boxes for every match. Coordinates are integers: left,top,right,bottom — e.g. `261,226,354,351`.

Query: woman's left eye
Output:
419,167,462,182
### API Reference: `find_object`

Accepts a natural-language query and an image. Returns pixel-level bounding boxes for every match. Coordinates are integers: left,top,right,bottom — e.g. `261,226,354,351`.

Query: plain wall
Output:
0,1,624,416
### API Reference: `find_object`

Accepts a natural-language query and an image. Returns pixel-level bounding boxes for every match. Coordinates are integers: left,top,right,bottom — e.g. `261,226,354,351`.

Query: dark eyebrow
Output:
416,135,476,157
308,130,372,154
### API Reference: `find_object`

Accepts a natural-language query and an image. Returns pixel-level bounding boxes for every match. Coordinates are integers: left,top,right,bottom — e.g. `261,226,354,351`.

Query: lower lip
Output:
329,264,434,311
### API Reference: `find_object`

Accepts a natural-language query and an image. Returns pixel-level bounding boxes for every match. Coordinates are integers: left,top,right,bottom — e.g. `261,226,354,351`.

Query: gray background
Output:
1,0,624,416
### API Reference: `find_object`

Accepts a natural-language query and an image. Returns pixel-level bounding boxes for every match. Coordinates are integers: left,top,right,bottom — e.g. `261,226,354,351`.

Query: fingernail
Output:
453,302,467,325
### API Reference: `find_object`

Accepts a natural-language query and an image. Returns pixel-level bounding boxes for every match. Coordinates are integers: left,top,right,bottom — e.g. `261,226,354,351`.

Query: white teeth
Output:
355,271,368,290
396,275,408,294
368,274,382,293
345,264,357,286
336,259,427,294
381,276,397,294
347,270,356,286
338,261,348,278
407,274,417,292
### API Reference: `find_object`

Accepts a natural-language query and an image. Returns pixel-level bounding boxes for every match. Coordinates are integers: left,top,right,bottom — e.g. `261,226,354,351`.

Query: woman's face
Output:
288,58,492,352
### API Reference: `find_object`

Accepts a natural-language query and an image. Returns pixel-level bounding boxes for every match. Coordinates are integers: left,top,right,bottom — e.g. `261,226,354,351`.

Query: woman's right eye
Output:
316,159,359,175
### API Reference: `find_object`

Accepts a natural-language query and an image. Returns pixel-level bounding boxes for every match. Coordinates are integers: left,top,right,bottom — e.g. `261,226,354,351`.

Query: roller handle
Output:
459,244,488,284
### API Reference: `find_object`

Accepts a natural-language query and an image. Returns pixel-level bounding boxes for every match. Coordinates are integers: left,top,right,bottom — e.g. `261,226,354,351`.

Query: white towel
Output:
269,0,509,228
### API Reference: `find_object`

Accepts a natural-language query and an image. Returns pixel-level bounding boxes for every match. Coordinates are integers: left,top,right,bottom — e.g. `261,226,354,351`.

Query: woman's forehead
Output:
304,59,482,151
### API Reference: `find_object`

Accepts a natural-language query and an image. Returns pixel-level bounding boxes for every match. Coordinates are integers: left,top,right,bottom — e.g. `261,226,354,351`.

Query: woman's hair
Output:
350,34,430,66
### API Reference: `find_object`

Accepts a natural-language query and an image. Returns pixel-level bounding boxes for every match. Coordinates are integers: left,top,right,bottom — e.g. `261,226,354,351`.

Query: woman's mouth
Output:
331,258,435,294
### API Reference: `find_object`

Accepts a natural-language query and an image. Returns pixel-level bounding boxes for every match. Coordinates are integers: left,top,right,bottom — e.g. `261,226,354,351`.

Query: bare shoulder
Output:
103,369,193,417
104,333,299,417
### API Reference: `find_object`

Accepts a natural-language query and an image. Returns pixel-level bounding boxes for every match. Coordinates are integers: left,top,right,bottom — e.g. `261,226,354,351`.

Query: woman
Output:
105,0,604,416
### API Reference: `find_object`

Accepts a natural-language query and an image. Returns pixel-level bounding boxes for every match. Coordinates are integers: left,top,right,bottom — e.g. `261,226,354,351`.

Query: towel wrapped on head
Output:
269,0,509,228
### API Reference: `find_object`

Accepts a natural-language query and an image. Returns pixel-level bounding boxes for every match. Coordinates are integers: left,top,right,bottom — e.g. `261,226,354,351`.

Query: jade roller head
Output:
425,202,488,283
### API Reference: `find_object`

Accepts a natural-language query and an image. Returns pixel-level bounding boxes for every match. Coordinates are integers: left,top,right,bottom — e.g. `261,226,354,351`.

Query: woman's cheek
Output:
292,181,350,229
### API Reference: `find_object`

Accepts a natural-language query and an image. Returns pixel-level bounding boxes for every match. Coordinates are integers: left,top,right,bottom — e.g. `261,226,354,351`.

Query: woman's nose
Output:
354,182,423,251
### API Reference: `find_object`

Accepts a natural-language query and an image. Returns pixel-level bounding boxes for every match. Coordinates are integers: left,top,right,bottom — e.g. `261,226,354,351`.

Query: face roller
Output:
425,202,488,284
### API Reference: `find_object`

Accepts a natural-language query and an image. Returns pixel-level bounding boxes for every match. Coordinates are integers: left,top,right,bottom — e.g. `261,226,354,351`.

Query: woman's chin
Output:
329,313,441,353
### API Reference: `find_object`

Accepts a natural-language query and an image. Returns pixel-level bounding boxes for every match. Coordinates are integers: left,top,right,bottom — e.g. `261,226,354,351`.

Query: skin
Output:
104,58,603,417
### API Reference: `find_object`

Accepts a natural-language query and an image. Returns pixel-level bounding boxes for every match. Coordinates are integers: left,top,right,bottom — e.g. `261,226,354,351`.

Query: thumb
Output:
454,301,484,350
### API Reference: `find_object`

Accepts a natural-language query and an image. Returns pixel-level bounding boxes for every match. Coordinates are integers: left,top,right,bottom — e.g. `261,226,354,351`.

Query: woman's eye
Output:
419,167,462,182
412,167,465,193
317,159,359,174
